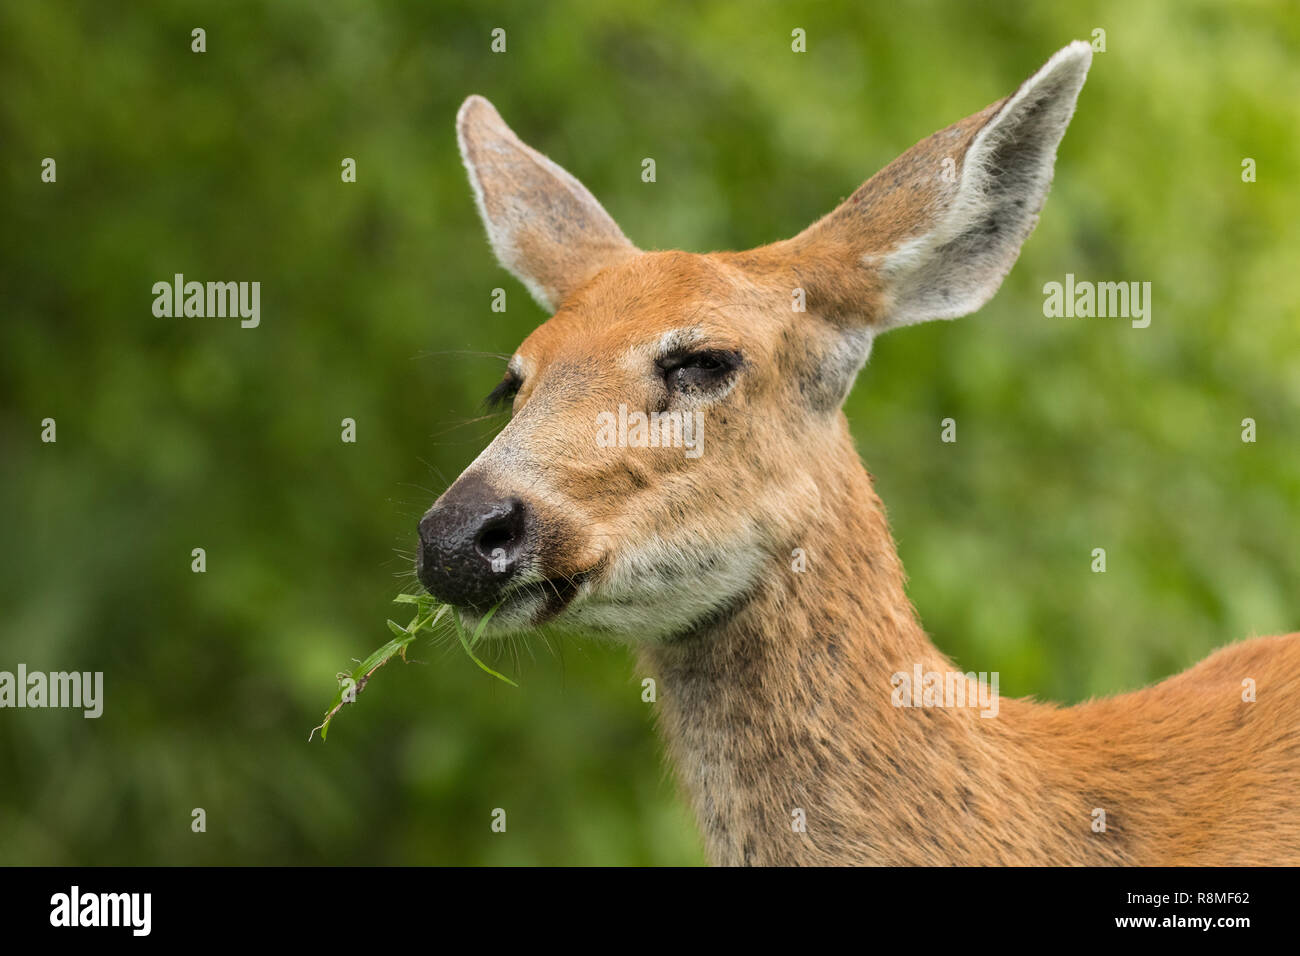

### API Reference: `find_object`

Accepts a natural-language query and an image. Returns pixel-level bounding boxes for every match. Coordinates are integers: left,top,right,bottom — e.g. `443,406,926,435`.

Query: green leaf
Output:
453,604,518,686
311,596,512,740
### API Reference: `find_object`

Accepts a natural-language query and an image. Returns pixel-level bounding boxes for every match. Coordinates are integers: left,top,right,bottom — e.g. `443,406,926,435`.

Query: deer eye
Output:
657,349,741,395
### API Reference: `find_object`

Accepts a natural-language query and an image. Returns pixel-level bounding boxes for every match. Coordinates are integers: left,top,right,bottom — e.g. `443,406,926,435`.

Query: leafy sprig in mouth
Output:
310,593,514,741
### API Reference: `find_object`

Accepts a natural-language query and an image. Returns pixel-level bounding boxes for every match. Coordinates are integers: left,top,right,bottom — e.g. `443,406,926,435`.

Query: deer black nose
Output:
417,476,530,608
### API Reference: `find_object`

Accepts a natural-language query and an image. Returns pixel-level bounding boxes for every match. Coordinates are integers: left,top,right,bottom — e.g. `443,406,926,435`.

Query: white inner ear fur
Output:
878,41,1092,329
456,96,637,313
460,159,555,313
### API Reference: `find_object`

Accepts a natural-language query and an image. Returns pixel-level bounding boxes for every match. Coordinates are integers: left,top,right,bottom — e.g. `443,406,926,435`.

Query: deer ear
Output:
457,95,639,312
781,41,1091,332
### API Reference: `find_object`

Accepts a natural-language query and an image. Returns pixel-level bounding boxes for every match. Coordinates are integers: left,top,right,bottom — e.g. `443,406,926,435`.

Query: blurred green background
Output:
1,0,1297,865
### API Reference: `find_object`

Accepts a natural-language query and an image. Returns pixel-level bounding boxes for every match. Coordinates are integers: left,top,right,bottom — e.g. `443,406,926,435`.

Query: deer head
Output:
417,42,1092,643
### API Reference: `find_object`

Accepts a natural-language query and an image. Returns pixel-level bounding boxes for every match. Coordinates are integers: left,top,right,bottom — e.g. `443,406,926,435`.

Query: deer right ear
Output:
776,41,1092,332
457,96,639,313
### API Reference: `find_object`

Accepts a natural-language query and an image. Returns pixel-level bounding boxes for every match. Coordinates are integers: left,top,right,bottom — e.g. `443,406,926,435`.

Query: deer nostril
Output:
473,499,526,565
475,522,514,559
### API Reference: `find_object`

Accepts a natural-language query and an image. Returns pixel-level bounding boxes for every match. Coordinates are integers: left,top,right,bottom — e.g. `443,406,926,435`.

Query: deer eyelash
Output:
484,373,521,409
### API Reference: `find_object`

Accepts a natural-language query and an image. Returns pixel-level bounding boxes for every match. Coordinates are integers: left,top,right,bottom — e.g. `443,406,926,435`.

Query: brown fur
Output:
441,44,1300,865
641,436,1300,864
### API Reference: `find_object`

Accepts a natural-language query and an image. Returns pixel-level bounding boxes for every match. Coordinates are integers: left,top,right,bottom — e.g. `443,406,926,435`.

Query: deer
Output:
416,41,1300,865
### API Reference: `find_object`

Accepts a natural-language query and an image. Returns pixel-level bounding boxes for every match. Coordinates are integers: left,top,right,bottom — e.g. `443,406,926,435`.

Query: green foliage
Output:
313,594,511,741
1,0,1297,865
313,595,445,742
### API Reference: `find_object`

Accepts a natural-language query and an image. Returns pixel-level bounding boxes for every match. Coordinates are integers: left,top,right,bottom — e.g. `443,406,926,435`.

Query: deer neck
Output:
640,444,1036,865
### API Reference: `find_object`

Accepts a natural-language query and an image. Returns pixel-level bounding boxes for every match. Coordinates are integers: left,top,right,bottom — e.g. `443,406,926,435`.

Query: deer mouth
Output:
481,567,593,628
533,570,590,619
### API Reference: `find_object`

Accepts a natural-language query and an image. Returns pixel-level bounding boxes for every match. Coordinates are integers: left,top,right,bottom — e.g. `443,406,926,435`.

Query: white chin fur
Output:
568,530,766,643
463,528,766,644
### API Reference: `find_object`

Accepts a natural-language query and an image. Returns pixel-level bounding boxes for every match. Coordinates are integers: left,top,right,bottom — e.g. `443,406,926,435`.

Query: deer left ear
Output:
457,95,640,313
778,41,1092,332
